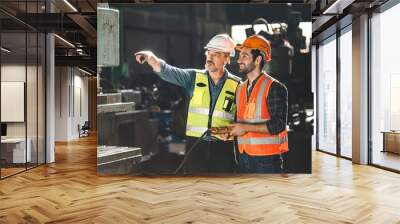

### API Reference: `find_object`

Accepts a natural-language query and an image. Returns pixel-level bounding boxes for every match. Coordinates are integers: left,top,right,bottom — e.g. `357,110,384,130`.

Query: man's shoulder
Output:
269,78,288,95
192,69,207,74
226,72,242,83
265,74,287,90
190,69,211,80
272,79,287,88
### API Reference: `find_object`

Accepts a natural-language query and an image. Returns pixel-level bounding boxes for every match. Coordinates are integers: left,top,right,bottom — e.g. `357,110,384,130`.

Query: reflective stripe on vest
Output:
255,76,269,119
237,118,268,123
188,107,234,120
238,135,288,145
186,125,208,134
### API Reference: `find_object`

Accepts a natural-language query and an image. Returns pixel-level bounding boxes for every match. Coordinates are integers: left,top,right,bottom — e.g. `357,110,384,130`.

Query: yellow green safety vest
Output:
186,70,240,140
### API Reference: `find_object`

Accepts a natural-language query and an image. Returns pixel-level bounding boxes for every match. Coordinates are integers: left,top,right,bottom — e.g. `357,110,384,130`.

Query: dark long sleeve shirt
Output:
246,74,288,135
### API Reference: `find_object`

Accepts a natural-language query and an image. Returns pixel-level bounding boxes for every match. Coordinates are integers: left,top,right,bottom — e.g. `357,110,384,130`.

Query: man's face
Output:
237,48,256,76
205,49,229,72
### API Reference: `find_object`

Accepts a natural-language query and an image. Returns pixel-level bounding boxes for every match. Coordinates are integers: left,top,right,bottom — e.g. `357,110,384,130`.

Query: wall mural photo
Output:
97,3,312,175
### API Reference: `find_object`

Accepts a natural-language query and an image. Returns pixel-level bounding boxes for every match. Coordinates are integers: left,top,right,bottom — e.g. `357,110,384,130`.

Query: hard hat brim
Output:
204,46,235,57
235,44,271,61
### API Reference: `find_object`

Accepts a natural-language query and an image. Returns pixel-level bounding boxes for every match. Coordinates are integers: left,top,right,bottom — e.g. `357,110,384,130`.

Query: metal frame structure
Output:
314,0,400,172
0,0,47,180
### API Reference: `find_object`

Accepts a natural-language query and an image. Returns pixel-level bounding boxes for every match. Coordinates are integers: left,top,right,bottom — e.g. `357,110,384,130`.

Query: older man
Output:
135,34,241,173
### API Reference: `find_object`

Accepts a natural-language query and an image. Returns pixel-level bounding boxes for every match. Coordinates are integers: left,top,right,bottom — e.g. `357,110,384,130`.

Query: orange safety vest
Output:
236,73,288,156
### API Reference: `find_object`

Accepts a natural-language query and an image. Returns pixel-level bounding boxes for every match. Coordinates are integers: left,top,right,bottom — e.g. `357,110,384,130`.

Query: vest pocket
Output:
222,96,234,112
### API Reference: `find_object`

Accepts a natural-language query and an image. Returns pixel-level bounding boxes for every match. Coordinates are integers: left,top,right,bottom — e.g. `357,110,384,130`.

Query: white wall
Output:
55,67,89,141
1,63,46,164
55,67,69,141
1,64,26,81
1,65,33,138
1,82,25,122
1,65,26,139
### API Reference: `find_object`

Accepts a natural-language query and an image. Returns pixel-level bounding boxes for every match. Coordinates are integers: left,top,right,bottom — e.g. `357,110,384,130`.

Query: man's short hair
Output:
250,49,266,71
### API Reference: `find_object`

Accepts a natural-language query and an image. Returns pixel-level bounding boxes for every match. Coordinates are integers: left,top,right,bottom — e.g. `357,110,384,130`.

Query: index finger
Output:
134,51,144,56
228,123,237,128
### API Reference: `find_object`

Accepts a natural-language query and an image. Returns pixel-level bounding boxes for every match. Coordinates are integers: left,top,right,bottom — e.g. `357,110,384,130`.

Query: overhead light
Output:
1,47,11,53
78,67,93,76
63,0,78,12
54,34,75,48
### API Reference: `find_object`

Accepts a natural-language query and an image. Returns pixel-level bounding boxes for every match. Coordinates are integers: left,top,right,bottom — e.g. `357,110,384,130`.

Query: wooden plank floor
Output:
1,135,400,223
1,167,26,178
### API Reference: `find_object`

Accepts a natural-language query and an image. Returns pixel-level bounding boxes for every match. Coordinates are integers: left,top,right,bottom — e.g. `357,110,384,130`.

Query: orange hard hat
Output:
236,34,271,61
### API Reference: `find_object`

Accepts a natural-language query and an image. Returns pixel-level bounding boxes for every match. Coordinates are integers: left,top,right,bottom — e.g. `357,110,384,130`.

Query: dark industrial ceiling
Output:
0,0,392,74
0,0,97,73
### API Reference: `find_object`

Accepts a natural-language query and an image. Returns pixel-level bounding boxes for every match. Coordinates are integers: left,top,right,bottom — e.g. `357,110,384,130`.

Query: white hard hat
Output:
204,34,236,57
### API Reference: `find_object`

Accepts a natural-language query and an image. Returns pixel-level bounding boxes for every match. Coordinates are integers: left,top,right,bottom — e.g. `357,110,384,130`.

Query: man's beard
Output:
238,63,256,76
205,60,217,72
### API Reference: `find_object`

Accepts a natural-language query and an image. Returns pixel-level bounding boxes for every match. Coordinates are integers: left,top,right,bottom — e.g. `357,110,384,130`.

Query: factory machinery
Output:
97,88,164,174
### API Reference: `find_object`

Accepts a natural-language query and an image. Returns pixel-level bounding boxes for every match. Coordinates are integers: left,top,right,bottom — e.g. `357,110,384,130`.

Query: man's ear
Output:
255,55,262,66
225,55,231,65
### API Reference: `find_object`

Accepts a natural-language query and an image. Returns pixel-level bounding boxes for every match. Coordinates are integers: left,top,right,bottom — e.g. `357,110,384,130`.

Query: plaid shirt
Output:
247,74,288,135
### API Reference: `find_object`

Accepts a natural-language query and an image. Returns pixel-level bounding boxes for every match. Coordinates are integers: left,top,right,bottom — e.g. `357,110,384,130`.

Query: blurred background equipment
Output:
240,15,312,135
98,3,312,174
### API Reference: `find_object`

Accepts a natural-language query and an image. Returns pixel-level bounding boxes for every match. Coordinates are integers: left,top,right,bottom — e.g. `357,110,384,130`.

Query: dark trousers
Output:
238,152,284,173
183,136,236,174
